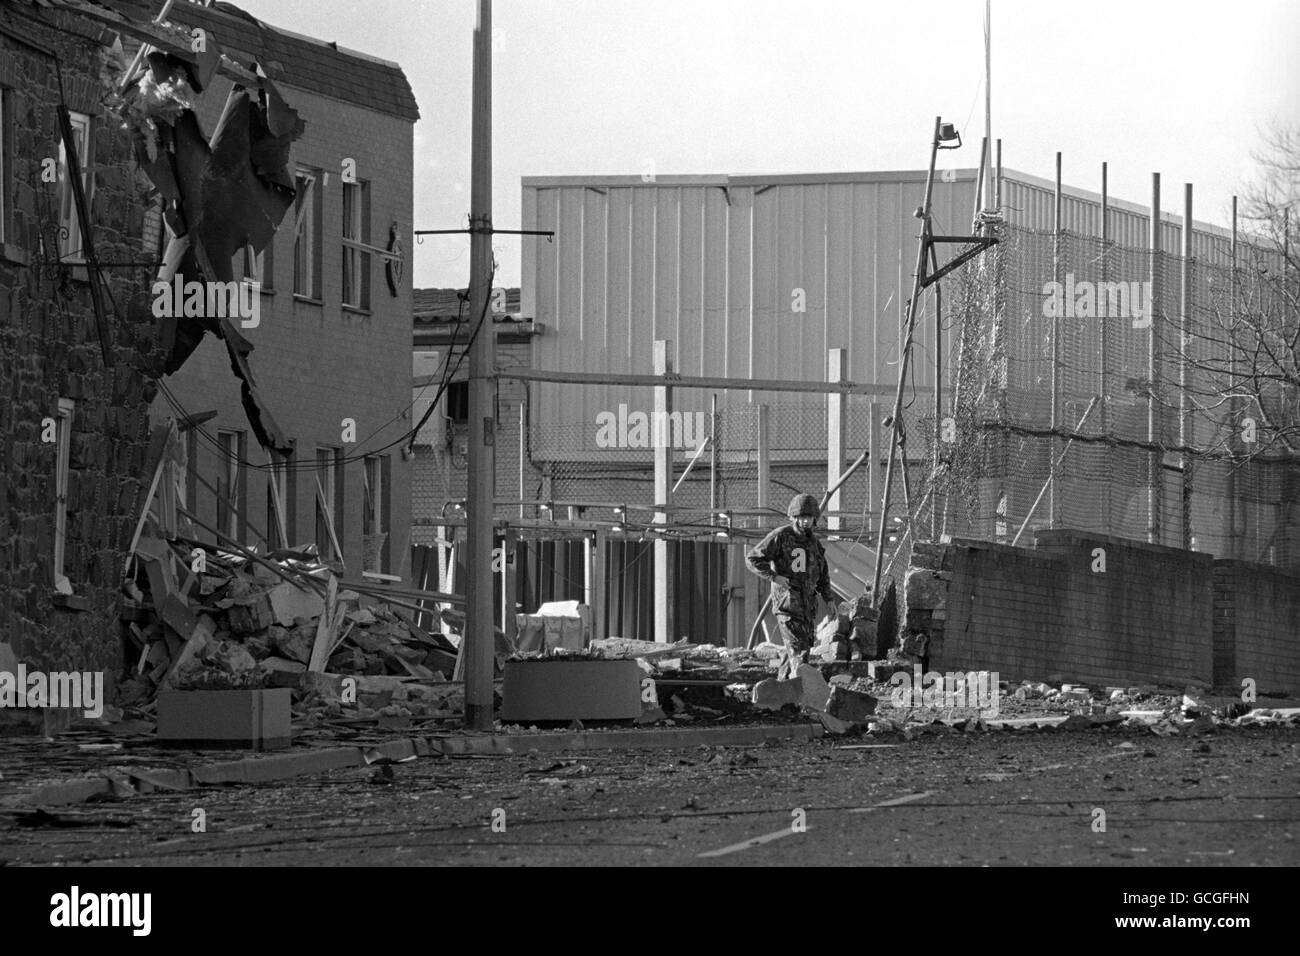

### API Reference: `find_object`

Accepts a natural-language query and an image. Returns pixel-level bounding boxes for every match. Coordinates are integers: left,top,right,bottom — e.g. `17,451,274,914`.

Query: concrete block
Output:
268,582,325,627
501,659,642,721
752,676,802,710
826,685,878,722
796,663,831,712
157,688,292,750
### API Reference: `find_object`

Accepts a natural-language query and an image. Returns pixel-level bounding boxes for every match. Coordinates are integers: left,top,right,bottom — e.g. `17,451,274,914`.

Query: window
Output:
266,451,291,549
53,399,74,592
293,169,320,298
57,111,91,262
362,455,390,574
342,180,371,309
315,447,343,561
216,429,247,544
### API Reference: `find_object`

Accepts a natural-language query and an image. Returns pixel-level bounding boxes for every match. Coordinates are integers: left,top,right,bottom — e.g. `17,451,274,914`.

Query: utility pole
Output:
983,0,993,215
465,0,495,730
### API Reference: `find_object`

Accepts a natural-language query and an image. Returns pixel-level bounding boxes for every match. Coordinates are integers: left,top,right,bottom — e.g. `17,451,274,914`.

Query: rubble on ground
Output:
120,536,491,728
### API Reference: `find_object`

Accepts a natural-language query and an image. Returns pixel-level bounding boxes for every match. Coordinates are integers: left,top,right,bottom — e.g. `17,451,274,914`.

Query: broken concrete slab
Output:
796,663,832,712
826,685,878,722
751,676,802,710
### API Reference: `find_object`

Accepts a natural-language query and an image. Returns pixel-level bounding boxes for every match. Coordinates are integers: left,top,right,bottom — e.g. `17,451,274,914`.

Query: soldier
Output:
746,492,841,679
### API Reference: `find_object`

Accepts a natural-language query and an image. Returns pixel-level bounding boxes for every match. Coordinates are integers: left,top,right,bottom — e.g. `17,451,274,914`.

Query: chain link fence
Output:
920,220,1299,570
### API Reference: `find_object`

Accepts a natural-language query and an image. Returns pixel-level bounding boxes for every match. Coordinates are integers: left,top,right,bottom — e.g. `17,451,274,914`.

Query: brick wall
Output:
1212,561,1300,696
911,531,1215,688
0,11,159,677
150,80,416,579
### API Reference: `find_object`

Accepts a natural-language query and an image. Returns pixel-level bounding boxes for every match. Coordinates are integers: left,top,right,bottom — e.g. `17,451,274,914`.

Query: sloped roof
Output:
100,0,419,122
414,287,521,322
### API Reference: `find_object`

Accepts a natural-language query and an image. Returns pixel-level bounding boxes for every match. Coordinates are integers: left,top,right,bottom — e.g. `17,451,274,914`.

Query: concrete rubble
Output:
120,535,491,731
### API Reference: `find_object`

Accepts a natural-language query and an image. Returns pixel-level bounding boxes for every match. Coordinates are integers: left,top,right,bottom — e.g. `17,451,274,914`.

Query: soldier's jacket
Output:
745,525,834,620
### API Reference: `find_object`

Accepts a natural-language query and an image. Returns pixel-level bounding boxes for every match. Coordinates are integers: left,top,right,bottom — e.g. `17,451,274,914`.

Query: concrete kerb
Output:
18,723,824,806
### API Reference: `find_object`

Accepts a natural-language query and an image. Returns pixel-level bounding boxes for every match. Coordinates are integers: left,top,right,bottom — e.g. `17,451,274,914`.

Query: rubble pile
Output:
582,637,775,683
119,538,476,723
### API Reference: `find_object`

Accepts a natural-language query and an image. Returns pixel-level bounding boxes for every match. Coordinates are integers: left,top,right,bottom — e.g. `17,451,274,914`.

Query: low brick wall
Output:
1212,561,1300,697
906,532,1216,688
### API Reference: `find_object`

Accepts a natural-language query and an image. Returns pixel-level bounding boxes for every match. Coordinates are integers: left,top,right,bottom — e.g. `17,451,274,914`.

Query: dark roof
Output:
414,288,522,322
99,0,419,122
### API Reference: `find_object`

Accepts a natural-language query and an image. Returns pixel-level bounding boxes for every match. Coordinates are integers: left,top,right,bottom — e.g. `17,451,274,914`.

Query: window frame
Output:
362,454,390,573
57,110,92,263
53,398,74,591
216,429,247,545
292,169,321,299
342,179,371,310
315,446,343,561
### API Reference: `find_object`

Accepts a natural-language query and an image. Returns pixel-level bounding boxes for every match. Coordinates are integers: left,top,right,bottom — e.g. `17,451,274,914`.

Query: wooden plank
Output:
315,476,344,572
308,575,340,673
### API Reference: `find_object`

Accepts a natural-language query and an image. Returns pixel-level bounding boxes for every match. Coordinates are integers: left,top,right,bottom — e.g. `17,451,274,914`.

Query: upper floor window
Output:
293,168,320,299
342,180,371,310
57,111,91,262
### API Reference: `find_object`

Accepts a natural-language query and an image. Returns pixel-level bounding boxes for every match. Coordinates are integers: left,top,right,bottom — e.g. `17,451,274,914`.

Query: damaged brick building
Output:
1,0,419,704
0,0,162,680
130,1,420,582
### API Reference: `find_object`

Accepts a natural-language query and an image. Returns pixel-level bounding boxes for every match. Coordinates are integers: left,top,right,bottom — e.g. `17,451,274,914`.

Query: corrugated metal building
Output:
519,168,1293,567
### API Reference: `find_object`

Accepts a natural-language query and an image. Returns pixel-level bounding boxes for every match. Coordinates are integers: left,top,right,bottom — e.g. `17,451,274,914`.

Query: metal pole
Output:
463,0,494,730
983,0,992,214
995,138,1002,214
1050,151,1062,529
827,349,847,531
973,136,988,229
653,339,673,643
930,239,943,539
870,116,941,603
1180,183,1193,549
756,403,769,511
1148,172,1162,546
1100,161,1111,530
1227,196,1238,557
518,401,525,520
710,393,717,518
1100,162,1109,437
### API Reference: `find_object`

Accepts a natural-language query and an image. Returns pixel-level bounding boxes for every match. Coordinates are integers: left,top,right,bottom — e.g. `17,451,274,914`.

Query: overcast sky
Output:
234,0,1300,291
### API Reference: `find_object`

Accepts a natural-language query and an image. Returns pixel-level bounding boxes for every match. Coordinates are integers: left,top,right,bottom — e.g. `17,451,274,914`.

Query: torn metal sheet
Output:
115,52,303,454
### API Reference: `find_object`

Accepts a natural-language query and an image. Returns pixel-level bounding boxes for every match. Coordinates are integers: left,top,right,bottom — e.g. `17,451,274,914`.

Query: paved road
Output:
3,725,1296,866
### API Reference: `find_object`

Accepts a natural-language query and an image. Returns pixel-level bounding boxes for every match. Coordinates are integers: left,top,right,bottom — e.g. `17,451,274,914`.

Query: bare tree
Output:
1182,125,1300,460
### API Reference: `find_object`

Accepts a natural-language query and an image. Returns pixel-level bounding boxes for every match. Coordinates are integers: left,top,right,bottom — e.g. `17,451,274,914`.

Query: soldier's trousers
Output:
774,613,815,680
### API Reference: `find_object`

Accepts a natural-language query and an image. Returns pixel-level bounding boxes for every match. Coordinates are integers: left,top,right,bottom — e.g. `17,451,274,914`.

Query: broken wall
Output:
906,532,1216,689
150,76,414,577
1212,561,1300,697
0,9,160,679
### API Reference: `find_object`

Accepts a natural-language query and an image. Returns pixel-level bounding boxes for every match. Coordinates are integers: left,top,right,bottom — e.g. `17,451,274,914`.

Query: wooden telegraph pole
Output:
465,0,495,730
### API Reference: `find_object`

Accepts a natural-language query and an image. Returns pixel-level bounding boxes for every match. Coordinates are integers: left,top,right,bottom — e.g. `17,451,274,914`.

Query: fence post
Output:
654,339,674,643
1148,172,1163,546
1180,183,1194,551
827,349,847,530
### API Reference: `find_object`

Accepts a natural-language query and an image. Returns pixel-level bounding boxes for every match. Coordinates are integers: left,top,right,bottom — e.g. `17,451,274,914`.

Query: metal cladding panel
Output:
1000,171,1237,255
523,172,979,437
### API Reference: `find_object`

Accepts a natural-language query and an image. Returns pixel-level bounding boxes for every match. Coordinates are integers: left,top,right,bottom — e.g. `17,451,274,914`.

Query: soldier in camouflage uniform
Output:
746,493,841,679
